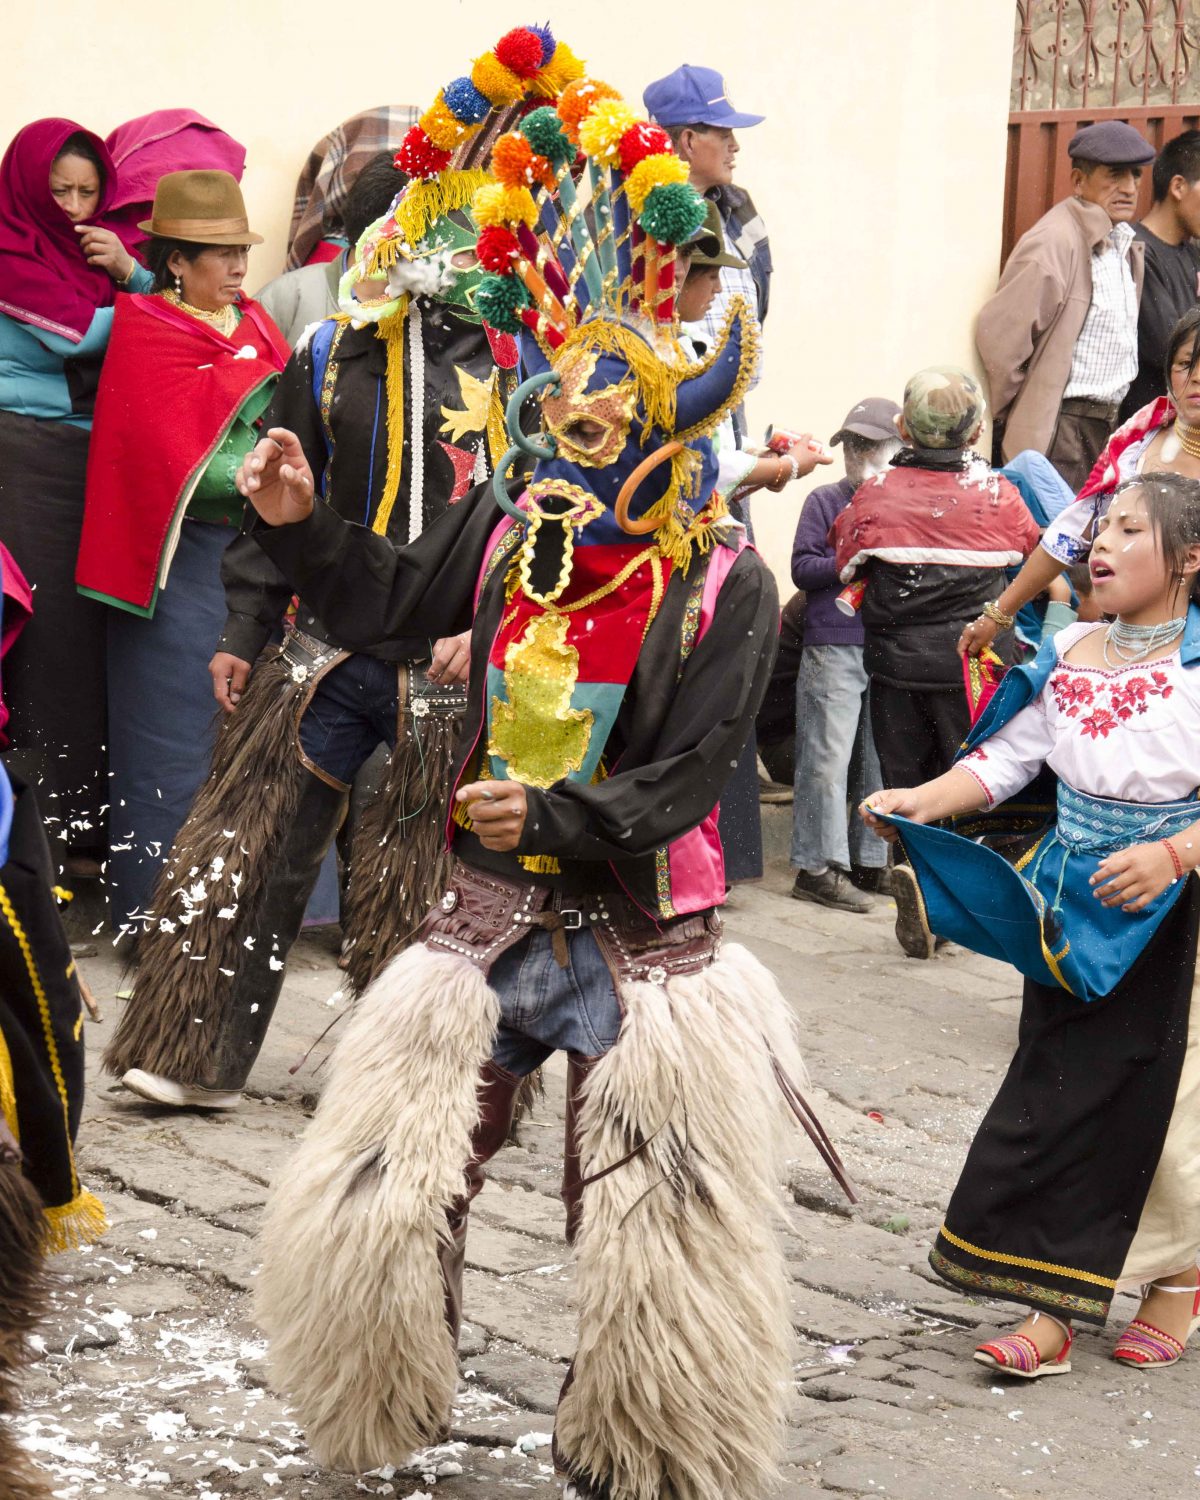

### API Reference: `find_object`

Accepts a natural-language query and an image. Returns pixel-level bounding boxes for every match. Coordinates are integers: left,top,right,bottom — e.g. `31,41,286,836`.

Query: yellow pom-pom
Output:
577,100,637,167
624,153,691,215
535,40,586,97
472,182,538,229
472,52,525,107
421,95,477,152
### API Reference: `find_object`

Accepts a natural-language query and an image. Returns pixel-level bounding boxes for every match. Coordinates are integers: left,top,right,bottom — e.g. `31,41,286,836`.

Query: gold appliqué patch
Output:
488,613,593,788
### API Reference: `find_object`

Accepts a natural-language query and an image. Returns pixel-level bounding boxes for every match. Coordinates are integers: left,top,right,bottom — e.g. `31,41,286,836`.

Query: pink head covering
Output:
104,109,246,246
0,117,121,343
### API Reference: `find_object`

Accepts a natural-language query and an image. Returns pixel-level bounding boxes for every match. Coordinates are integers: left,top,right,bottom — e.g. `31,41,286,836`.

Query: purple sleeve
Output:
791,490,840,592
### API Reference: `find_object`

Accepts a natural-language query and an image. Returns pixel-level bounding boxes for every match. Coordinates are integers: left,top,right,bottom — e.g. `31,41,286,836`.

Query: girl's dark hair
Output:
141,237,210,292
53,131,104,175
1111,471,1200,603
1163,305,1200,396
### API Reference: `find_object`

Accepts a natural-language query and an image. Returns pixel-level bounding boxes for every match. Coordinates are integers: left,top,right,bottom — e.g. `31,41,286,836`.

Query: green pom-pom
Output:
520,107,573,168
638,182,706,245
476,273,532,334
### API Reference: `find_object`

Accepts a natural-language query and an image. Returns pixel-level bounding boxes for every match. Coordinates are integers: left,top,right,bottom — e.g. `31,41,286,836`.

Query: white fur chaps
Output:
556,941,806,1500
255,943,498,1472
256,935,806,1496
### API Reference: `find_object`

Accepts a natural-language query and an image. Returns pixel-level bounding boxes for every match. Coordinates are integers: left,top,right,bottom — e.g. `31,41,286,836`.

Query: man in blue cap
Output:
644,64,771,351
977,119,1155,492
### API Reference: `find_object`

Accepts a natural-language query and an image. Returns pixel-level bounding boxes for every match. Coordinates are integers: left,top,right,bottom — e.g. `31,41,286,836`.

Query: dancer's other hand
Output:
236,428,315,527
859,787,926,841
428,632,471,687
210,651,251,712
457,780,527,851
1090,842,1178,911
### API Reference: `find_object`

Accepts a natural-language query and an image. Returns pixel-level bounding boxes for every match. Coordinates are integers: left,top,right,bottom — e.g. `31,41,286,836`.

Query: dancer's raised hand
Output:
236,428,315,528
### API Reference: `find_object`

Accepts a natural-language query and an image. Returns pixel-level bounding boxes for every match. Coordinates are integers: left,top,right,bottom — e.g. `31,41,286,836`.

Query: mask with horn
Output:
458,80,760,798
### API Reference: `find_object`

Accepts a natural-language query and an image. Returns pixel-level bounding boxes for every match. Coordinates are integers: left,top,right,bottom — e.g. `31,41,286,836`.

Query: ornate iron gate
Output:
1004,1,1200,260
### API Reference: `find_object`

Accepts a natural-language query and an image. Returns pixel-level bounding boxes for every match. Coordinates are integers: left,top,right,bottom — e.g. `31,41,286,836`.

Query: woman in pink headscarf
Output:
0,118,155,877
103,109,246,248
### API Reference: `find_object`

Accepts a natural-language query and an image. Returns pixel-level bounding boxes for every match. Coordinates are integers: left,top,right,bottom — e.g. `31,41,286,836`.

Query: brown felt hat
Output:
137,170,263,245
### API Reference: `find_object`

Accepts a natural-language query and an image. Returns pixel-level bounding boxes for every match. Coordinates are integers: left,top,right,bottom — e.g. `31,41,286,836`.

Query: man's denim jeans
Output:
790,644,888,874
489,927,623,1076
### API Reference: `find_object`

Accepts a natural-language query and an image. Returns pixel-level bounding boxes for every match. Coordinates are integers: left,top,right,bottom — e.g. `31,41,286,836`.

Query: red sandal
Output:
1113,1274,1200,1369
974,1311,1073,1379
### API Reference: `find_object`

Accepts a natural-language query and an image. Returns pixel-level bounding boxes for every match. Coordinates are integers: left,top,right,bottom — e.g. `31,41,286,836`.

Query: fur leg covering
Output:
556,942,806,1500
255,944,498,1472
103,653,308,1081
340,712,456,998
0,1161,52,1499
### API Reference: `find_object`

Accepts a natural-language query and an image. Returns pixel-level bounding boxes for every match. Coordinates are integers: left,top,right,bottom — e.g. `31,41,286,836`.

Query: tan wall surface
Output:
7,0,1015,588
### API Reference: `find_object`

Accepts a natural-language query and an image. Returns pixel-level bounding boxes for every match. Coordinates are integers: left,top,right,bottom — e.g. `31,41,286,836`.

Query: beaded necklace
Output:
1102,614,1187,668
161,289,240,338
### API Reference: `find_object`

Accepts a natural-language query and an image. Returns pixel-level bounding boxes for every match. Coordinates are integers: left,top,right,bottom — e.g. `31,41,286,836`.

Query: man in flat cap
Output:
977,120,1155,490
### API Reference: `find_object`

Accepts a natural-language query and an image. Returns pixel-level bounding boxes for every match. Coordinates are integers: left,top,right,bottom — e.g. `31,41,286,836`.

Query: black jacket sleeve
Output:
517,550,780,862
250,480,509,647
217,340,332,662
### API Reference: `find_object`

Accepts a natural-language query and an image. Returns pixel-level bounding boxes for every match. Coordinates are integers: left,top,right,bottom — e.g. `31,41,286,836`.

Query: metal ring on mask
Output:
614,442,684,536
506,370,562,460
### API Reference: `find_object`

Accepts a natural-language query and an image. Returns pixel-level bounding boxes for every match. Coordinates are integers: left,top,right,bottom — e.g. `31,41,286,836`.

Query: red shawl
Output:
1075,396,1174,505
0,118,122,342
76,294,288,615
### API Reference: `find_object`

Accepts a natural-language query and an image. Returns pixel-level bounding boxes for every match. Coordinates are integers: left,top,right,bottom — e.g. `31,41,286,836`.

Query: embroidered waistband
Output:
1055,783,1199,856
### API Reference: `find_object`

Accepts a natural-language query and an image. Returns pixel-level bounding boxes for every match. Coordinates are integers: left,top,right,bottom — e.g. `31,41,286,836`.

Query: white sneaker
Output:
120,1069,241,1111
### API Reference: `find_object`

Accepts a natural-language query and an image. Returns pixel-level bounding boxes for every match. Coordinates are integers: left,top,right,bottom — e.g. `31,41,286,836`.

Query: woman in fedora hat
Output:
76,169,289,936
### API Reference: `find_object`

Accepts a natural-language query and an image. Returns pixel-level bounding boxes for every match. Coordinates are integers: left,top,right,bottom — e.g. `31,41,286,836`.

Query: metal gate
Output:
1004,1,1200,261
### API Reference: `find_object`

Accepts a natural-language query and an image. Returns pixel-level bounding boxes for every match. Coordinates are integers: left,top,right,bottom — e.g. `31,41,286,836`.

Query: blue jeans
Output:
488,927,623,1076
298,653,400,783
790,644,887,874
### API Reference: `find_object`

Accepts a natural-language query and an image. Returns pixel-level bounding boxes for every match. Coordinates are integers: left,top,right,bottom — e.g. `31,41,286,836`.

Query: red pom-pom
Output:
395,125,452,181
476,225,521,271
618,122,674,175
495,26,544,80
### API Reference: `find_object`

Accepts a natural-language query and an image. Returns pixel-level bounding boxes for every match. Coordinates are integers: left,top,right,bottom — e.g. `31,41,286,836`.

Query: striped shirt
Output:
1063,221,1139,404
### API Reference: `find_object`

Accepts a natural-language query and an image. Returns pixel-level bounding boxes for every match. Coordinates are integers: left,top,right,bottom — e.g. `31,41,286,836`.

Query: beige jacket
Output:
976,197,1145,462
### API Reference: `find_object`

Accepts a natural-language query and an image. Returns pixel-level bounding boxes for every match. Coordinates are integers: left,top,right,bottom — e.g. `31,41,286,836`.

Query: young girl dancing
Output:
863,472,1200,1379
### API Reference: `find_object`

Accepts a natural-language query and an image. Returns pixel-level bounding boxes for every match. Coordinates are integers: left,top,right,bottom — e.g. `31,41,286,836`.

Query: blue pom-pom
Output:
529,22,555,66
443,76,491,125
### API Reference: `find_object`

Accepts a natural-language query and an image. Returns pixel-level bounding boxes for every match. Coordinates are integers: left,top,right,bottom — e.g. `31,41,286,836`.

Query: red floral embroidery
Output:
1049,671,1096,717
1080,708,1118,739
1051,665,1174,732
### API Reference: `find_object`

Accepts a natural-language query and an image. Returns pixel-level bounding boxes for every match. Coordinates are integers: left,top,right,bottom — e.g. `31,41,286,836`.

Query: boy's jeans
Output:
790,644,888,874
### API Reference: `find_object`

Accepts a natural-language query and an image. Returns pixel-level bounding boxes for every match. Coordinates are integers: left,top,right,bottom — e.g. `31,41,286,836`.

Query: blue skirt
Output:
881,782,1199,1001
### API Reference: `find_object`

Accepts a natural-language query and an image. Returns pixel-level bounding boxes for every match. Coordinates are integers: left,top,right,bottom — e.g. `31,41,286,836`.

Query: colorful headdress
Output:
472,77,760,566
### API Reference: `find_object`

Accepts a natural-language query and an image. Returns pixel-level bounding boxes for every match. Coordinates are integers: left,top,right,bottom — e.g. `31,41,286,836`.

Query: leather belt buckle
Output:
560,910,583,930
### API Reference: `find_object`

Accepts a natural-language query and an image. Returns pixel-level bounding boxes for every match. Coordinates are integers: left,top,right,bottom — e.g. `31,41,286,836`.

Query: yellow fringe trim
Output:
43,1189,108,1255
518,854,563,875
0,1026,18,1144
939,1223,1116,1289
394,169,490,251
372,303,408,537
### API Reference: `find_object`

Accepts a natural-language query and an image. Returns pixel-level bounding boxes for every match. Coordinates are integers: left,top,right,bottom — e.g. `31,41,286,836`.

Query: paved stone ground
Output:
18,859,1200,1499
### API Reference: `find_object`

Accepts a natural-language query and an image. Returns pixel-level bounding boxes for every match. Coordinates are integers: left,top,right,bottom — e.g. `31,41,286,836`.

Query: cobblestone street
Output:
20,863,1200,1500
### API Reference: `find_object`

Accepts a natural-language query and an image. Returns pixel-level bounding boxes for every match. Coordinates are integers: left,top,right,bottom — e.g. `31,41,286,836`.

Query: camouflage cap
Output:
901,366,986,450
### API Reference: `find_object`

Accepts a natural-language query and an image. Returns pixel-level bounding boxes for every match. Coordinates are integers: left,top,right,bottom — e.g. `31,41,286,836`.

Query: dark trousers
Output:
1045,399,1119,495
870,679,969,792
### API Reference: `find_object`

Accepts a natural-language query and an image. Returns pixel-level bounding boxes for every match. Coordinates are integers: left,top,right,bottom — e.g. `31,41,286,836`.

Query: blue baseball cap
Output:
643,66,765,130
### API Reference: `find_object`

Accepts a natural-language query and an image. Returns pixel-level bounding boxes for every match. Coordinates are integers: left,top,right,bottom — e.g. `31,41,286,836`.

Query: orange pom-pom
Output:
421,95,475,152
557,77,622,144
493,132,555,191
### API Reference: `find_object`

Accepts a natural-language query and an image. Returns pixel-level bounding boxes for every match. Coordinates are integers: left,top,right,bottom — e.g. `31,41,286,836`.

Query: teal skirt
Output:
881,782,1199,1001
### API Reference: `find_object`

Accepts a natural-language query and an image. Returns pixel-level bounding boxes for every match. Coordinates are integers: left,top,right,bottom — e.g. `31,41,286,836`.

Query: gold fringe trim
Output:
0,1027,18,1144
395,169,490,251
518,854,563,875
372,303,408,537
43,1189,108,1255
673,294,761,444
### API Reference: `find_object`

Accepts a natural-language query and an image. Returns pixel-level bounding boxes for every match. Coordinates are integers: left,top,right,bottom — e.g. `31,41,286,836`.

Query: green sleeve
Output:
187,375,278,525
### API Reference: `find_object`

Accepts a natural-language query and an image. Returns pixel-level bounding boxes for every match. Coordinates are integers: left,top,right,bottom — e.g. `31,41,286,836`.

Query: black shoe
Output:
890,864,934,959
791,869,872,915
850,865,893,896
